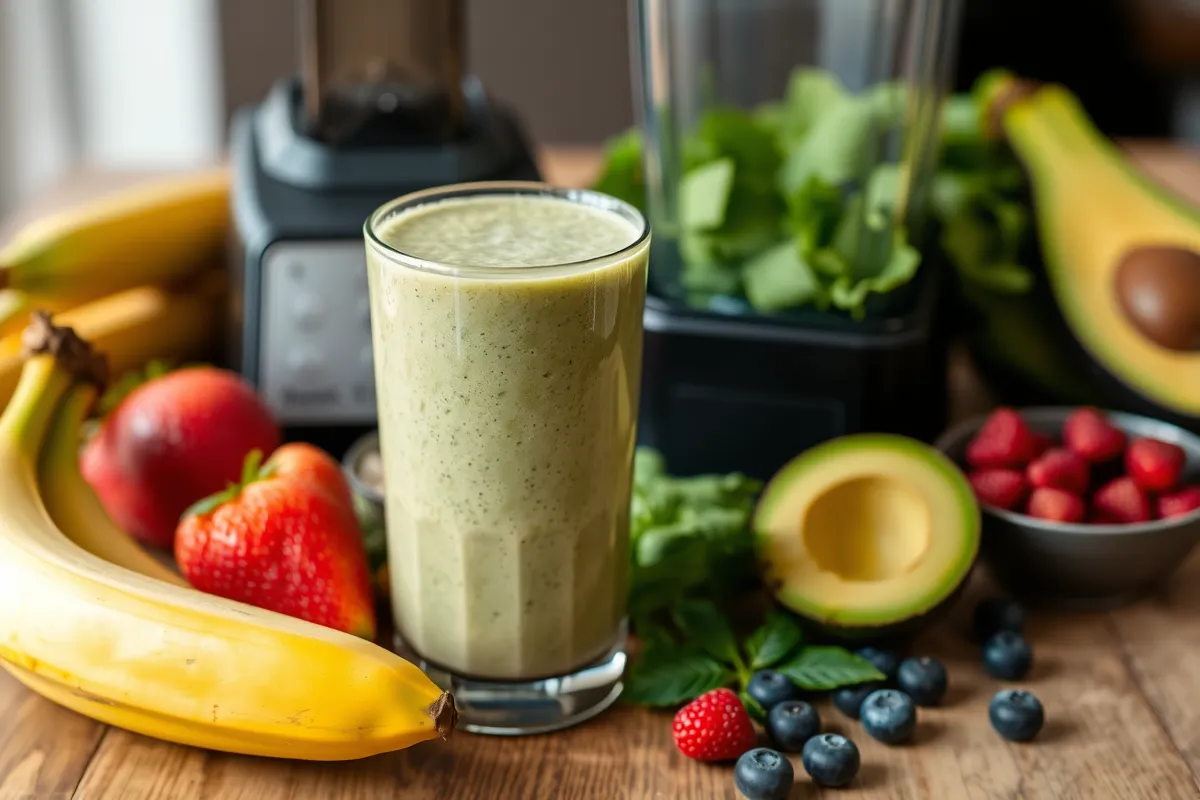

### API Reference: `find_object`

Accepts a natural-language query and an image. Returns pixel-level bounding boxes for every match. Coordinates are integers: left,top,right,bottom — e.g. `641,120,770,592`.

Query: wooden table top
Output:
4,145,1200,800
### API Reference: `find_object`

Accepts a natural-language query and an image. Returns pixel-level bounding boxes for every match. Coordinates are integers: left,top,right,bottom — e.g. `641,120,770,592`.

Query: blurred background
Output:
1,0,1199,217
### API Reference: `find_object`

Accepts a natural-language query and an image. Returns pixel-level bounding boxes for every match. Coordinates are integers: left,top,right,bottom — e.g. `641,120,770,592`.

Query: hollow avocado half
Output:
755,434,979,640
988,76,1200,418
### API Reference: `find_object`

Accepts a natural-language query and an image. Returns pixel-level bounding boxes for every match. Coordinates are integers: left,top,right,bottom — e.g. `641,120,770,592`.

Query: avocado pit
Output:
1114,245,1200,352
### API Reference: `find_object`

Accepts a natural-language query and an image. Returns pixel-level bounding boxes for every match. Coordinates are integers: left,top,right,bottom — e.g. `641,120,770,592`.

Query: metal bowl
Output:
935,408,1200,610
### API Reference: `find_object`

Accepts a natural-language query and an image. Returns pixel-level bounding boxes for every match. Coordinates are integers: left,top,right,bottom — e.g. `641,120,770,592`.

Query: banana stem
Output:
1,358,72,456
0,313,107,456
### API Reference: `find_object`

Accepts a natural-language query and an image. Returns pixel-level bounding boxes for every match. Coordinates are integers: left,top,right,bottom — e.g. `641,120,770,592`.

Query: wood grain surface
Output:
2,145,1200,800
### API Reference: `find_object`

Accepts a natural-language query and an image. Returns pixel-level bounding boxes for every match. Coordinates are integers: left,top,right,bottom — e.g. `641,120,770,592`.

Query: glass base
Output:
395,624,627,736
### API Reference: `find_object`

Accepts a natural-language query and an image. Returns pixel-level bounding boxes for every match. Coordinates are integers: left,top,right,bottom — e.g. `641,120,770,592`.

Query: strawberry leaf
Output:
671,598,742,668
622,643,732,707
744,611,804,670
776,646,885,690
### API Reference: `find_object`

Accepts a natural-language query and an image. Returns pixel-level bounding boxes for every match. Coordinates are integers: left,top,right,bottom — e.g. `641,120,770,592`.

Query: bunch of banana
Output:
0,315,455,760
0,170,233,404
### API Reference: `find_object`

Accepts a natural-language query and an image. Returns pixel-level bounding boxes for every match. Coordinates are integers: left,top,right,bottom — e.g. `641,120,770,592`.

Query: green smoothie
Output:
365,188,648,681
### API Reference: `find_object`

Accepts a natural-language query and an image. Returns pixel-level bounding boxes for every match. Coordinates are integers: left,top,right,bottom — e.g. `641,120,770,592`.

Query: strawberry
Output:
672,688,756,762
1092,477,1152,524
1125,437,1186,493
81,367,280,548
1157,486,1200,520
1030,433,1056,458
1062,407,1126,463
968,469,1028,510
1026,448,1090,495
267,441,357,509
175,448,376,638
966,408,1040,468
1027,488,1086,523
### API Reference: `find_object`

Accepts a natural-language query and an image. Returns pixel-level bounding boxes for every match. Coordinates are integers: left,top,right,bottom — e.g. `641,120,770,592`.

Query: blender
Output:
229,0,540,451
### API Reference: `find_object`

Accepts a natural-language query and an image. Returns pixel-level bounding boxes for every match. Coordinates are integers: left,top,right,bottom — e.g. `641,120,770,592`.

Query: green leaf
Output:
740,691,768,724
828,231,922,318
778,95,881,194
96,358,181,417
786,175,843,254
864,164,903,227
692,109,782,181
680,257,742,296
776,646,885,690
623,644,733,707
744,612,804,670
592,129,646,212
352,492,388,572
671,599,741,667
680,158,736,230
742,240,821,313
777,68,848,142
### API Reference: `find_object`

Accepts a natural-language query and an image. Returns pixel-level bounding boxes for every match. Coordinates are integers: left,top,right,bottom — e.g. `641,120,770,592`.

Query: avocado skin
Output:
963,282,1200,435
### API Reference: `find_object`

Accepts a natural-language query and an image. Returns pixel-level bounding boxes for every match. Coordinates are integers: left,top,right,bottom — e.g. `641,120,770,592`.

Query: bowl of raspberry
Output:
936,406,1200,609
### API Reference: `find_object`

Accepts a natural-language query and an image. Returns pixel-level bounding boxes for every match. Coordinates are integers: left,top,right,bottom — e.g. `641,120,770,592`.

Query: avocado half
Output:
988,76,1200,419
755,434,979,640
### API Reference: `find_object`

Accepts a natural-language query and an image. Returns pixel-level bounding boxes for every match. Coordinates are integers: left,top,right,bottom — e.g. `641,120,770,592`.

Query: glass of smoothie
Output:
363,182,650,734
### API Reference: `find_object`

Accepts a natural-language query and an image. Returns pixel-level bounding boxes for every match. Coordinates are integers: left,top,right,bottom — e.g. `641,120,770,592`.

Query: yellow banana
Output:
0,273,224,407
38,382,187,586
0,289,109,339
0,168,229,294
0,318,455,760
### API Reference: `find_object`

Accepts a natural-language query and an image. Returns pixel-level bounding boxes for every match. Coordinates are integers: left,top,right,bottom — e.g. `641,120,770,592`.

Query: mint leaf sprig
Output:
623,600,884,711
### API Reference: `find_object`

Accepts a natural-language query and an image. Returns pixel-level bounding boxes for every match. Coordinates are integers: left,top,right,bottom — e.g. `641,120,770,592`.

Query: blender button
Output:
292,295,324,329
287,348,325,383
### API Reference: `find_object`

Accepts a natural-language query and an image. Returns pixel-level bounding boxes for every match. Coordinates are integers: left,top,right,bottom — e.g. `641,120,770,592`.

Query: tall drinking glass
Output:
364,182,650,734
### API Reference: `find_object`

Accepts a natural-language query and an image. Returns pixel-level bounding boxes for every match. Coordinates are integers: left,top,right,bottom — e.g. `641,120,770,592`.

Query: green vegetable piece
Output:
786,175,843,254
775,646,885,690
672,599,742,667
680,158,736,230
681,257,742,296
865,164,904,228
745,611,804,670
778,68,848,143
592,129,646,212
829,231,922,317
742,241,821,312
623,644,732,707
778,94,882,194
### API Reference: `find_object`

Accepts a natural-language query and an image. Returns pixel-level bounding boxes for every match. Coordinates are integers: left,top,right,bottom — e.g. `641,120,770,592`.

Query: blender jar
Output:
630,0,963,321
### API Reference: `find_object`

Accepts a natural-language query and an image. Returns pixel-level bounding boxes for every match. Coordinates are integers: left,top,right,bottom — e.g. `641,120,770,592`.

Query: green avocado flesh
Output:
999,82,1200,416
755,434,979,633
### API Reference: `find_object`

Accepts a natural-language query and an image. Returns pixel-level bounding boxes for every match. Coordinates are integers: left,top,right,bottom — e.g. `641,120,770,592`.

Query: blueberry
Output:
734,747,794,800
860,689,917,745
746,670,802,711
801,733,860,788
989,689,1045,742
896,656,948,707
832,681,883,720
973,597,1026,641
766,700,820,753
982,630,1033,680
855,646,900,682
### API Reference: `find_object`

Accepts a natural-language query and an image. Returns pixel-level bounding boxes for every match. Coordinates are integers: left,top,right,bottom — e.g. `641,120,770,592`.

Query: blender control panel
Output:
258,241,376,424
